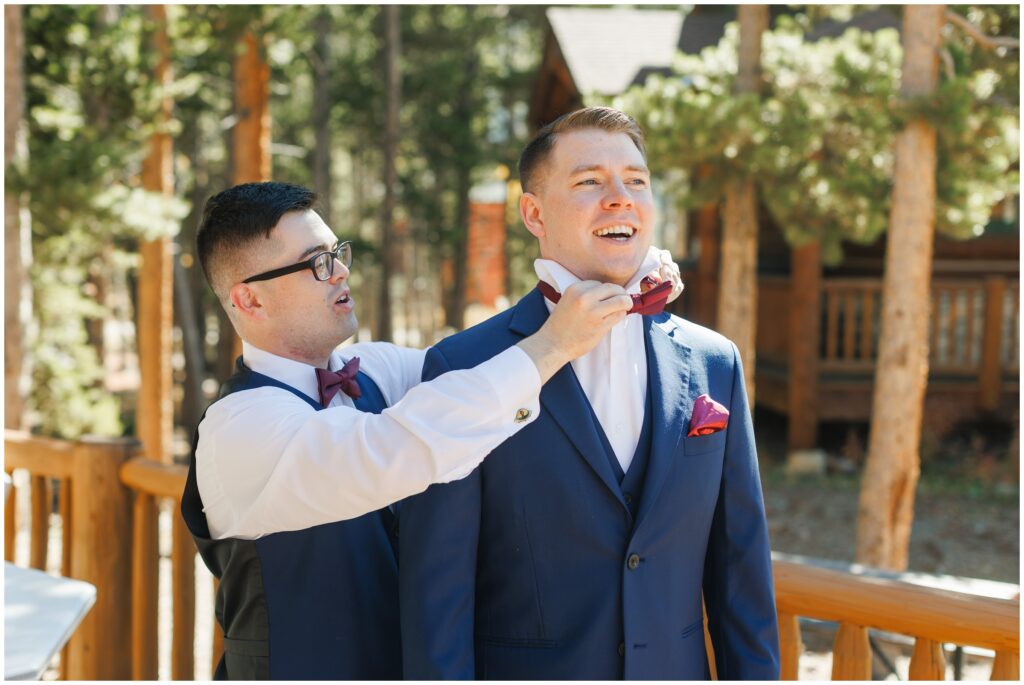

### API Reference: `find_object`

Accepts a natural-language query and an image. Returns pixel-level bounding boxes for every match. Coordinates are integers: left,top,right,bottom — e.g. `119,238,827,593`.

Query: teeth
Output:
593,225,636,237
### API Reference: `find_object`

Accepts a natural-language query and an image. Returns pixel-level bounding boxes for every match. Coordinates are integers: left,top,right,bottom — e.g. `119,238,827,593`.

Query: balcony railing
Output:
5,430,1020,680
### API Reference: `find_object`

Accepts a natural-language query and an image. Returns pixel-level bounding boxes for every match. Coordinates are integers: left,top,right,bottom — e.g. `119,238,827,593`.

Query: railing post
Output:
979,276,1006,411
212,577,224,677
59,477,73,680
831,622,871,680
29,475,48,569
777,611,803,680
5,469,17,561
702,597,717,680
65,436,137,680
172,514,196,679
131,492,159,680
991,651,1020,681
909,637,945,679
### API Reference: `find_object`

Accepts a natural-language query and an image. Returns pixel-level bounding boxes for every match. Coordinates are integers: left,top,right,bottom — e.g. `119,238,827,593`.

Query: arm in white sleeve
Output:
196,345,539,540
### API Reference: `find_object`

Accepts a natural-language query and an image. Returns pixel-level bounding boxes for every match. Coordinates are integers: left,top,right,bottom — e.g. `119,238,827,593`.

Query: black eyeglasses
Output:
243,241,353,284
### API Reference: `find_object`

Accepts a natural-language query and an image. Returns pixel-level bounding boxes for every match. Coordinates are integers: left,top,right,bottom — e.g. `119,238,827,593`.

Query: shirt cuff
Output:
475,345,542,427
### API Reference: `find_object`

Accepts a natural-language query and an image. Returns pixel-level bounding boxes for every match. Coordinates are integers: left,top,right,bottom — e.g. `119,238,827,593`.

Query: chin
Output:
338,316,358,343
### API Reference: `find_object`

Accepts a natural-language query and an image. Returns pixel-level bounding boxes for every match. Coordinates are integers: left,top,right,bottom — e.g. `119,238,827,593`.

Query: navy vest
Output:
181,358,401,680
582,377,655,523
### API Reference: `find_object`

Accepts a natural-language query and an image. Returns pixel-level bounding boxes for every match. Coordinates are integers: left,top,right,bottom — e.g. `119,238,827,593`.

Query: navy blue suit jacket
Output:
399,289,779,679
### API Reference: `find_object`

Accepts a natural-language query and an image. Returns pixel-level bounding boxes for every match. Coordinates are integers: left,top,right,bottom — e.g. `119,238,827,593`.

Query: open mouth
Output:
593,224,637,242
335,293,351,305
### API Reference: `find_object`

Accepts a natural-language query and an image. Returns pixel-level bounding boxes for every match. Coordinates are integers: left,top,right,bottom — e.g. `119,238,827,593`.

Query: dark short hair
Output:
517,107,647,194
196,182,316,297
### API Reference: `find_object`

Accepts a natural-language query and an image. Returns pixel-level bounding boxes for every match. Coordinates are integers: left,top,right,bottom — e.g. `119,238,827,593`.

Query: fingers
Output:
655,250,684,303
564,281,631,309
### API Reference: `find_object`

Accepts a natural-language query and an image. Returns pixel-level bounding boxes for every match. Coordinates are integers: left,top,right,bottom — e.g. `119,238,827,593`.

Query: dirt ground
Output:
754,410,1020,584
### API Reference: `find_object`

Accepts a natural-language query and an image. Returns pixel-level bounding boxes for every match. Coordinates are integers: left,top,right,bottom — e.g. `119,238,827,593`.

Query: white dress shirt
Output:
196,340,540,540
534,248,665,473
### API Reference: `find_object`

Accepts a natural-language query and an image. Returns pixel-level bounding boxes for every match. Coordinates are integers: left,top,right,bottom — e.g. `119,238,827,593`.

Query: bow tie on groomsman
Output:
316,357,362,406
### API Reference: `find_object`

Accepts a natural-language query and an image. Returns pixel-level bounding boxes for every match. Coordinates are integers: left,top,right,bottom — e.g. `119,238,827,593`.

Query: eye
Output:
575,178,599,186
627,178,648,186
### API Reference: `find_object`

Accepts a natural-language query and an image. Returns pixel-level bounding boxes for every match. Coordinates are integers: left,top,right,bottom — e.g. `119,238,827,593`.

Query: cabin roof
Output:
546,7,684,96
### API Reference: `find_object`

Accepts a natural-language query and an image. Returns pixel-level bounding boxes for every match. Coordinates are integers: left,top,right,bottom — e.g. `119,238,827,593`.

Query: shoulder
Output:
655,313,739,369
431,308,519,369
200,386,315,440
342,341,424,373
336,341,427,405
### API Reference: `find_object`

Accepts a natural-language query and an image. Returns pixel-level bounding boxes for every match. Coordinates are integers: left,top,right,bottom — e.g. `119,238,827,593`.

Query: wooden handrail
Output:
773,557,1019,653
4,429,75,479
119,457,188,500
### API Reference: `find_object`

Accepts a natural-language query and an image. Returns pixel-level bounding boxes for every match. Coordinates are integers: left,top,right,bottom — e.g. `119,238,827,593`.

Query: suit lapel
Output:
509,289,626,502
635,315,692,528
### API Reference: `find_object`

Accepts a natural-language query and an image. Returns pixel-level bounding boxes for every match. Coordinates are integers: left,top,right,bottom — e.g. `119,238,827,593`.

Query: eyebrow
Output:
569,163,650,175
298,241,332,261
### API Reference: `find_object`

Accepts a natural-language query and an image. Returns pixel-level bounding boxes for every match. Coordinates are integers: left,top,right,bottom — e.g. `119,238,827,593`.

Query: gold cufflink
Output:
514,408,531,423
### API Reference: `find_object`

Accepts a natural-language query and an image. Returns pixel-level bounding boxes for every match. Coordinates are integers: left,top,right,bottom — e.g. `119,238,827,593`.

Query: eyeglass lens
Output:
313,243,352,281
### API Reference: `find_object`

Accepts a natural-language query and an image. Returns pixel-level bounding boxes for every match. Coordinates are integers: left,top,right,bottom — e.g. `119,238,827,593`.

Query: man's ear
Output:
519,192,546,239
228,282,266,320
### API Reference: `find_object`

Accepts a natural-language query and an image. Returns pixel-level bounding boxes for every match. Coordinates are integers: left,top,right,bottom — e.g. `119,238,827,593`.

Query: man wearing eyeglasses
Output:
181,182,640,680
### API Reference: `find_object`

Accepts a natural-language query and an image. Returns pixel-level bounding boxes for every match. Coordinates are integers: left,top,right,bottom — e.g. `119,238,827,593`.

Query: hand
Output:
517,281,632,383
654,248,684,303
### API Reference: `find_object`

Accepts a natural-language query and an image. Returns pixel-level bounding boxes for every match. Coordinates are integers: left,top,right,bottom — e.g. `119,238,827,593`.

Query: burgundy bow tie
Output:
315,357,362,406
536,278,672,316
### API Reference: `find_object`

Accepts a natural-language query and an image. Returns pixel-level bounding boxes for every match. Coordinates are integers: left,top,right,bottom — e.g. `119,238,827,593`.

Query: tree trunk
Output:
311,8,333,226
138,4,175,464
233,31,272,185
222,28,271,368
446,165,472,331
444,44,480,332
174,256,207,435
855,5,944,571
178,122,210,435
4,5,31,431
715,4,767,408
377,5,400,342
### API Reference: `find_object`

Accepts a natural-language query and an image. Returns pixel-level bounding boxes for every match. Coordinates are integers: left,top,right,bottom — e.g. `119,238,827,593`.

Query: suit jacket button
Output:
514,408,532,423
623,492,633,505
618,642,625,657
627,553,641,570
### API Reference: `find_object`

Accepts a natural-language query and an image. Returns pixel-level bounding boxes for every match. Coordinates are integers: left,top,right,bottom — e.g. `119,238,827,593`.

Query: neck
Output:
243,333,335,369
537,257,634,289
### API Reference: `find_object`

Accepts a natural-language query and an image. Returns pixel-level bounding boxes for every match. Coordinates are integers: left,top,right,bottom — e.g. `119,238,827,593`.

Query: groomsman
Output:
180,181,634,679
399,108,780,679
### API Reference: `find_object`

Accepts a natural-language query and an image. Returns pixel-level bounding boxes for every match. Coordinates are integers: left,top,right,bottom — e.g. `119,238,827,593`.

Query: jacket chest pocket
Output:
680,428,727,456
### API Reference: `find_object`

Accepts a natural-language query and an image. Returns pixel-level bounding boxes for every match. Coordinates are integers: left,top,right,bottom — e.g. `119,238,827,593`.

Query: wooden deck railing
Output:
774,556,1019,680
4,430,216,680
819,277,1019,391
119,457,213,679
5,431,136,679
6,430,1020,680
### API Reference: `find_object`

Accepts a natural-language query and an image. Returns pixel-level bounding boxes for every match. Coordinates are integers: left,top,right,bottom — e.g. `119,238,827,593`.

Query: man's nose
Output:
329,259,350,283
603,178,633,209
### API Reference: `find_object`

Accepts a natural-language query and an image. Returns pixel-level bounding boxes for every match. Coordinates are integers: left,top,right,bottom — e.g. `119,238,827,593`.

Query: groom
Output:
399,107,780,679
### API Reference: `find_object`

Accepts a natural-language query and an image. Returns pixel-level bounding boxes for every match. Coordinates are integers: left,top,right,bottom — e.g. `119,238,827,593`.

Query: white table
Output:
4,563,96,680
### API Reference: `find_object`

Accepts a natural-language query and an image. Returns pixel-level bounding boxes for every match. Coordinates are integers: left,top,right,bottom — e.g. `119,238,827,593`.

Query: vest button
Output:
618,642,625,657
623,492,633,505
627,553,641,570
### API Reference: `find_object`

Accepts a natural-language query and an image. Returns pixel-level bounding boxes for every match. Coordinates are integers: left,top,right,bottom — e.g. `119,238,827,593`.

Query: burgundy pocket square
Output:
687,394,729,437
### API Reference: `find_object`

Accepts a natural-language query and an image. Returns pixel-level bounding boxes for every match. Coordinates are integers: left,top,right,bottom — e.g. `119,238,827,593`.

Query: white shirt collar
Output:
533,246,664,297
241,340,347,404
